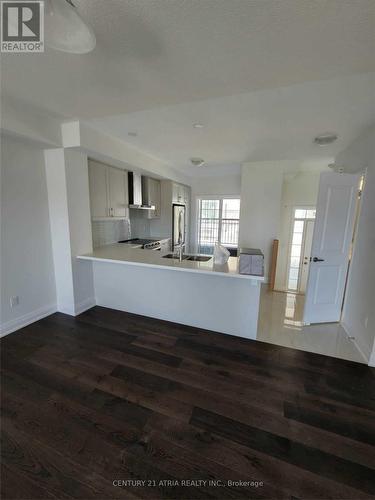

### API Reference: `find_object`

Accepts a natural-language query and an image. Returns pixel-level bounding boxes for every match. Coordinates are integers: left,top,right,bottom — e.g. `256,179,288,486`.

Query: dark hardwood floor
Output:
1,306,375,499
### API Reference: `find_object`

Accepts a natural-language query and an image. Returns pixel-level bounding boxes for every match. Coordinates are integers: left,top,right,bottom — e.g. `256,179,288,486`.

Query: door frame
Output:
285,205,316,293
303,172,362,325
340,174,365,317
299,219,315,294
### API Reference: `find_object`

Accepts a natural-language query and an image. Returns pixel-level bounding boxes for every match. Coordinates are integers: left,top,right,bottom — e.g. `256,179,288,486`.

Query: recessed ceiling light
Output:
190,157,205,167
193,123,204,129
128,132,138,137
314,133,338,146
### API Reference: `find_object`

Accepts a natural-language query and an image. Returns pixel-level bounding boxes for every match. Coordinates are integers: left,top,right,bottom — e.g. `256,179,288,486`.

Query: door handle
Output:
312,257,325,262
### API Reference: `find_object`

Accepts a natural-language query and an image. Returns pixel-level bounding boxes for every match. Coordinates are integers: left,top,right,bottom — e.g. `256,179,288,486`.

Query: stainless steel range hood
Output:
128,172,155,210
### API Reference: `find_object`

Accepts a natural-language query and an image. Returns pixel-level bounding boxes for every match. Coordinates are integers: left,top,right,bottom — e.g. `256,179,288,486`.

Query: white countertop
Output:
77,243,264,281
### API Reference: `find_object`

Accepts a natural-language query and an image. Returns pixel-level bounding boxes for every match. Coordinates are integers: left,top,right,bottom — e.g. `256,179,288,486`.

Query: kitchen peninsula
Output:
78,244,264,339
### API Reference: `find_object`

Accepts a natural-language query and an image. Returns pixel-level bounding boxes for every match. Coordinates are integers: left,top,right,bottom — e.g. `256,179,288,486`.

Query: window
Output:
287,207,316,291
197,197,240,254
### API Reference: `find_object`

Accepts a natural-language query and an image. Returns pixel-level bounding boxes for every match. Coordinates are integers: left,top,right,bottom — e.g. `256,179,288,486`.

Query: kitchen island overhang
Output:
77,244,264,339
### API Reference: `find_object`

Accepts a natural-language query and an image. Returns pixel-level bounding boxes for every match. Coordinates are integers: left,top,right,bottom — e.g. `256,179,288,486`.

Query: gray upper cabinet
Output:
183,184,190,205
143,177,161,219
88,159,128,219
108,166,128,217
88,160,108,218
172,182,190,205
172,182,184,204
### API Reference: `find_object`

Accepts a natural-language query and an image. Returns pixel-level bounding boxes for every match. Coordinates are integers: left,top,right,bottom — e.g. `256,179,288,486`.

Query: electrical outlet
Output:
10,296,19,308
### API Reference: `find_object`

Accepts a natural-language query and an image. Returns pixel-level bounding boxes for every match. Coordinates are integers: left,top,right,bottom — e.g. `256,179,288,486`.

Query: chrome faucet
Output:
177,243,185,262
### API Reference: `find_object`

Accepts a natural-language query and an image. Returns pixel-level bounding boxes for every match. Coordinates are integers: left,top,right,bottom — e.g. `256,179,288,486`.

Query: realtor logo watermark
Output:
1,1,44,52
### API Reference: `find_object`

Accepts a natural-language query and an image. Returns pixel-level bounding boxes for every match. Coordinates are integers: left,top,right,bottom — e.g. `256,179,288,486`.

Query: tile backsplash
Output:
92,219,131,248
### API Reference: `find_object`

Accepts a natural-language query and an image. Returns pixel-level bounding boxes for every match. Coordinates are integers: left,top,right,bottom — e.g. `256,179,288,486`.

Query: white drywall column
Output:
45,149,75,314
45,148,95,315
239,162,283,279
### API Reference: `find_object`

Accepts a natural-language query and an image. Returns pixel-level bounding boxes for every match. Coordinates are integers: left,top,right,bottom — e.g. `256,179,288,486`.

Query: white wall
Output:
1,134,57,335
190,173,241,198
239,162,284,279
274,172,320,290
335,125,375,365
190,173,241,252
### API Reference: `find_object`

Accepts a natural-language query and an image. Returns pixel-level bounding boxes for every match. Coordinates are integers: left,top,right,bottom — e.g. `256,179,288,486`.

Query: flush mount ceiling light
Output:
314,133,338,146
193,123,204,129
190,157,205,167
45,0,96,54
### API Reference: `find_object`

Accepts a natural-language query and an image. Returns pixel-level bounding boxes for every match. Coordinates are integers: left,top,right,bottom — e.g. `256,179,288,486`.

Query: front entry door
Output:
299,220,314,294
303,172,360,324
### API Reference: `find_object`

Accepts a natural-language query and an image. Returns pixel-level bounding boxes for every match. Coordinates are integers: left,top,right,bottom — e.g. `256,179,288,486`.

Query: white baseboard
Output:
56,298,96,317
57,305,76,316
341,321,370,364
0,303,57,338
74,297,96,316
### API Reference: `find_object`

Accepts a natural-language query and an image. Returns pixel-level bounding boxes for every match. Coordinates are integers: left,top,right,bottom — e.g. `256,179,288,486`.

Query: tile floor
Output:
257,286,366,363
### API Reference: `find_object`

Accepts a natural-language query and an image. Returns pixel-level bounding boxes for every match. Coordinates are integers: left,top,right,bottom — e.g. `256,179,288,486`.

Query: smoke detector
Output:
190,157,205,167
314,133,338,146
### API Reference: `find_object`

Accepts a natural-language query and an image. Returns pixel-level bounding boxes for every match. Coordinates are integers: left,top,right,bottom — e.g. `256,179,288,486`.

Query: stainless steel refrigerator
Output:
172,204,186,250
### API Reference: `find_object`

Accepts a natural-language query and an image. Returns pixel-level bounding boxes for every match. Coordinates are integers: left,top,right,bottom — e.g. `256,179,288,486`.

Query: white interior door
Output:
303,172,360,324
299,220,314,294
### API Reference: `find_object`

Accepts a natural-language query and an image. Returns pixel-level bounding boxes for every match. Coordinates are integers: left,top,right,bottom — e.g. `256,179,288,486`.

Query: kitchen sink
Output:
186,255,212,262
162,254,212,262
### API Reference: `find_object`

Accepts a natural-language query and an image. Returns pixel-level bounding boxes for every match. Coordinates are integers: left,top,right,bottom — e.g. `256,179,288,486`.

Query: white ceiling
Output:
89,73,375,174
1,0,375,174
2,0,374,119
